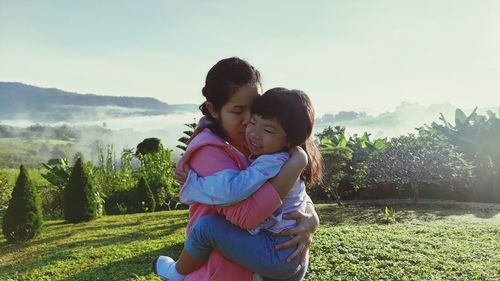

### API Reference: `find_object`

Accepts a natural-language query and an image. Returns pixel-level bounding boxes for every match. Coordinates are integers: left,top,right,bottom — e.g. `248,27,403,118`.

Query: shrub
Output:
136,177,156,212
2,165,43,243
64,158,98,223
357,134,474,203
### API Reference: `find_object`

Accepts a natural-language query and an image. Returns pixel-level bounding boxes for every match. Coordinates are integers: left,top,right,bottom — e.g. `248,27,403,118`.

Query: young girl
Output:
154,87,322,281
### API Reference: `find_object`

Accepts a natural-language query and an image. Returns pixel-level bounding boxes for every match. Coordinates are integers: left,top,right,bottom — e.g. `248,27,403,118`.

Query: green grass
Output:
1,202,499,280
0,138,75,168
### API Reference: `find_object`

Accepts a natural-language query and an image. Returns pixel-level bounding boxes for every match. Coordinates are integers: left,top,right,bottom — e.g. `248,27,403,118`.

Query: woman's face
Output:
214,84,260,151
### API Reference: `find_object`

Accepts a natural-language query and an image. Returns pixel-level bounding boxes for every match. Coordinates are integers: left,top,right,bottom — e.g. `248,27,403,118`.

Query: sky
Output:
1,0,499,114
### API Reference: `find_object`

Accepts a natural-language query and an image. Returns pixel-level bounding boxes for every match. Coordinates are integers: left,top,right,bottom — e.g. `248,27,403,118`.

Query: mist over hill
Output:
1,81,497,167
314,102,497,138
0,82,198,122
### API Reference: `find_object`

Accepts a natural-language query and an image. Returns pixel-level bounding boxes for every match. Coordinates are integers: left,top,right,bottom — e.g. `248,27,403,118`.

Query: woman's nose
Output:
241,112,251,126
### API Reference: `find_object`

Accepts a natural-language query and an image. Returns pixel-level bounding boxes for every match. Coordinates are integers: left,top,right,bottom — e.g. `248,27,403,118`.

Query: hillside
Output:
0,82,198,121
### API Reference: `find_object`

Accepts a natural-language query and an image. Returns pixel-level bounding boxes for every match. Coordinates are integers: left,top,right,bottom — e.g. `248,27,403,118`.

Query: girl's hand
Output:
175,165,189,185
288,146,308,168
275,207,319,266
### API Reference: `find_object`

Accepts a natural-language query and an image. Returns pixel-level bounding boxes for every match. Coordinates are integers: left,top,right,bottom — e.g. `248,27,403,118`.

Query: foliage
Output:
40,158,72,218
136,138,163,155
2,165,43,243
176,122,197,152
422,107,500,202
358,134,474,203
136,177,156,212
137,148,179,210
64,158,99,223
92,145,136,213
310,147,352,205
315,126,386,202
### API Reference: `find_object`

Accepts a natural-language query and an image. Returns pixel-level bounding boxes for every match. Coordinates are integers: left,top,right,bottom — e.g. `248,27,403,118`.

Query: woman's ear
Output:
206,102,219,120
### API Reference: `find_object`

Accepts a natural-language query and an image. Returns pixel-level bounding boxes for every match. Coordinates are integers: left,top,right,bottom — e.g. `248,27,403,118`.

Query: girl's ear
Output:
206,102,219,120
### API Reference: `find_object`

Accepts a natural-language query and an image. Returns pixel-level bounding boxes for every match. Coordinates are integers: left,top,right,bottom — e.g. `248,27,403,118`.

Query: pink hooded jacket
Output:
177,128,282,281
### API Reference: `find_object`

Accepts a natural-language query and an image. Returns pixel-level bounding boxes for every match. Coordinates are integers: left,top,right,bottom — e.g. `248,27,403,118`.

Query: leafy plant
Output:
381,206,397,224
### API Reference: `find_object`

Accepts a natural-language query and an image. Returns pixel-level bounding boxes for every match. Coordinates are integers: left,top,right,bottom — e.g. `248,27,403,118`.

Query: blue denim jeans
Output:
184,214,308,281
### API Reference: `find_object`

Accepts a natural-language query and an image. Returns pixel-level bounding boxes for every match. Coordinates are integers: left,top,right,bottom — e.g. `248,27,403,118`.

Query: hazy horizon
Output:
1,0,499,114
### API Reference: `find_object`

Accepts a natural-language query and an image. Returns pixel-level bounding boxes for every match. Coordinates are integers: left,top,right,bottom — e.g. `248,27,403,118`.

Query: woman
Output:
156,57,319,280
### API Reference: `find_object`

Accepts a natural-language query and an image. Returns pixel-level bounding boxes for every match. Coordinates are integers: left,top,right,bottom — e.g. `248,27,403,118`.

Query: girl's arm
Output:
217,147,308,229
189,146,283,229
269,146,308,200
180,152,289,205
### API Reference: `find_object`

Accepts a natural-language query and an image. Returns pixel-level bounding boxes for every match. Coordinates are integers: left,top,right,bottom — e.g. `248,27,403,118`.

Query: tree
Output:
136,177,156,212
64,158,98,223
176,122,197,152
136,138,163,155
2,165,43,243
358,134,473,204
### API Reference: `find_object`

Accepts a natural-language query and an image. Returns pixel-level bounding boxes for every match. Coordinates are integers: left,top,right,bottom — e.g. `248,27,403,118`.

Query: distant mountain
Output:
0,82,198,121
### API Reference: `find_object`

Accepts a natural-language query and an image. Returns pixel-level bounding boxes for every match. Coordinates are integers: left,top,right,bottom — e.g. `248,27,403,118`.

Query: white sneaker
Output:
153,256,185,281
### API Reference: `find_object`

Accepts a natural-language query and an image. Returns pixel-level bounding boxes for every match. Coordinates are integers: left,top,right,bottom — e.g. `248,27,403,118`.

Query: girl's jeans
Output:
184,214,308,281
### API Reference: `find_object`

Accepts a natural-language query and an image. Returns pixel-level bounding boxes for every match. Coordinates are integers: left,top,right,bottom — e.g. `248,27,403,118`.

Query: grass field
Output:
0,138,75,168
1,201,499,280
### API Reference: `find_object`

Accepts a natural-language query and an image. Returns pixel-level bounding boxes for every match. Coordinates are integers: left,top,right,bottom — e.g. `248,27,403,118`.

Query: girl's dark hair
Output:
200,57,261,138
251,88,323,186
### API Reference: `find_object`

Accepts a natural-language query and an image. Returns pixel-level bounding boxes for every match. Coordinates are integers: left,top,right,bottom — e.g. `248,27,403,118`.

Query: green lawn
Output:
1,201,499,280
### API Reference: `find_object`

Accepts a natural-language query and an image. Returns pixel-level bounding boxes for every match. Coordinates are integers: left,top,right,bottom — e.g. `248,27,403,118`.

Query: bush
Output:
138,148,179,210
423,108,500,202
2,165,43,243
309,147,352,205
136,177,156,212
357,134,474,203
64,158,98,223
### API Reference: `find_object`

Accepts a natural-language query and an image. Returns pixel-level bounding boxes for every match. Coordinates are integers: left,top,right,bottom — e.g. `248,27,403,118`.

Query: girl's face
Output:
246,114,288,156
214,84,259,152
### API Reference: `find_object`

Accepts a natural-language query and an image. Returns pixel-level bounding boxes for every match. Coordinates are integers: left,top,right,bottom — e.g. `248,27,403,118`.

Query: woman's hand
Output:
275,203,319,266
175,164,189,186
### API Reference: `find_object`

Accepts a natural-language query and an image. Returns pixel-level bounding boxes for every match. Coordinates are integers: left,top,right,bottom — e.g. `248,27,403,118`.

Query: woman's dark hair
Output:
251,88,323,186
200,57,261,138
